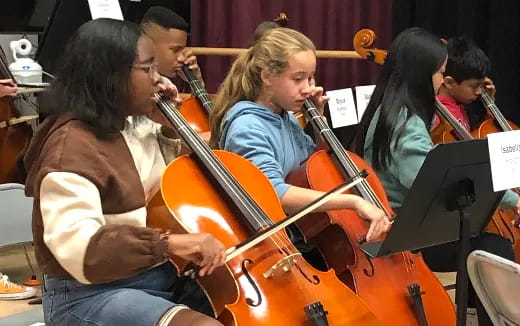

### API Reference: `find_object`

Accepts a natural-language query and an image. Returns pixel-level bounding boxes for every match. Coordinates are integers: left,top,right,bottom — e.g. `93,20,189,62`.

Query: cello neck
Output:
181,64,214,115
434,99,473,140
303,99,388,213
155,94,273,232
480,88,513,132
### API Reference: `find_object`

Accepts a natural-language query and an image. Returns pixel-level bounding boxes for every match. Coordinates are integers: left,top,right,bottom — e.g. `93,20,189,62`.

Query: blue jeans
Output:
42,262,212,326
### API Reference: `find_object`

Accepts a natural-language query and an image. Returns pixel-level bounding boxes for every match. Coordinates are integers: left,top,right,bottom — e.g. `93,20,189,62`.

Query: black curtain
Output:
393,0,520,125
0,0,38,32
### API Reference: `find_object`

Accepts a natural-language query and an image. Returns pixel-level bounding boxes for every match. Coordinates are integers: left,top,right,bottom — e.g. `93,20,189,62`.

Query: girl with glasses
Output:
24,18,225,326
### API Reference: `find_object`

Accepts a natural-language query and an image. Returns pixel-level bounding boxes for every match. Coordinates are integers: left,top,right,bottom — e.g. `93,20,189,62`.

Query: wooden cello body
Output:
287,100,455,326
147,95,380,325
473,117,519,139
0,50,34,184
178,95,212,132
431,91,520,261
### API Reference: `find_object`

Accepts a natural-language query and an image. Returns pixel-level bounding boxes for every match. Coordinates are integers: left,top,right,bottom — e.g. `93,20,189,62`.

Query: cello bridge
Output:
263,253,301,279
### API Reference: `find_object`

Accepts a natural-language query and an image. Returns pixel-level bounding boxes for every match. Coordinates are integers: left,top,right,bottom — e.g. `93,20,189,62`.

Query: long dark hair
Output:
354,27,447,170
40,18,143,136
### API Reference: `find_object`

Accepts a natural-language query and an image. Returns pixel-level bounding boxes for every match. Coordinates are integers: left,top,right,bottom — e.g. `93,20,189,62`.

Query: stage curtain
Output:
190,0,393,93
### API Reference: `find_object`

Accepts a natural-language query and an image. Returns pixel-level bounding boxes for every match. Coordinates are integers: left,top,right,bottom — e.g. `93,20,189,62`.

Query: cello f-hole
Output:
294,262,320,285
242,259,262,307
362,253,375,277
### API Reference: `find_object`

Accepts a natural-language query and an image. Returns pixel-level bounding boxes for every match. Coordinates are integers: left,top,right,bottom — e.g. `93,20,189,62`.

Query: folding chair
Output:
467,250,520,325
0,183,33,247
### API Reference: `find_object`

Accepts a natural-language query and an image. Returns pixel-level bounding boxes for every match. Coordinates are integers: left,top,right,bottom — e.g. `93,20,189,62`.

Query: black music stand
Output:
361,138,505,326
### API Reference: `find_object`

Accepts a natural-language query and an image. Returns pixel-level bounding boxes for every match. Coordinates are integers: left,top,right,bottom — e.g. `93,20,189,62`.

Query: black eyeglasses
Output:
132,62,158,79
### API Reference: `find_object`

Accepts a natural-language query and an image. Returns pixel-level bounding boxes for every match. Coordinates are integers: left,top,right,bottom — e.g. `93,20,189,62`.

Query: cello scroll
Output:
274,12,289,27
353,29,387,65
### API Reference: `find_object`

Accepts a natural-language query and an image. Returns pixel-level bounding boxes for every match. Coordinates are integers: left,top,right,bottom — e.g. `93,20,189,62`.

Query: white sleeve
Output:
40,172,105,283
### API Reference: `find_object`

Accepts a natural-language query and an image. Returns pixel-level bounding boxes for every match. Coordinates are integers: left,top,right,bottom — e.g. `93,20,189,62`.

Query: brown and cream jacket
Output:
24,113,180,284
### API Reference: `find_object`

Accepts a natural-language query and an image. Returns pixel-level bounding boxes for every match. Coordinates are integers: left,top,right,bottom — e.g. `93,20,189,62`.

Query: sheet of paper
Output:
487,130,520,191
354,85,376,120
326,88,357,128
88,0,124,20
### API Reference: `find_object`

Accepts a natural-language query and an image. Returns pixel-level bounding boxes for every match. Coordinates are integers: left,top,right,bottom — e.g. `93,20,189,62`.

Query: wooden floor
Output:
0,244,457,320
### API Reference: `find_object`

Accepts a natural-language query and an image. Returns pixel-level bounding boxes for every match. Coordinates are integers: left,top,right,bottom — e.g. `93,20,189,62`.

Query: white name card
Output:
487,130,520,191
355,85,376,120
88,0,124,20
326,88,357,128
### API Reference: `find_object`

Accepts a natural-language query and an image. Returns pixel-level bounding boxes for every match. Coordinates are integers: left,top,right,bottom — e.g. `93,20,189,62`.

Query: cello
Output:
0,48,35,184
287,99,456,326
432,90,520,260
147,94,380,325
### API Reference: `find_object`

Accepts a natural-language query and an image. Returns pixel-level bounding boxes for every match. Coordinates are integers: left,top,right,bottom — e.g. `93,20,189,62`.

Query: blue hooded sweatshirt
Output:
219,101,316,198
